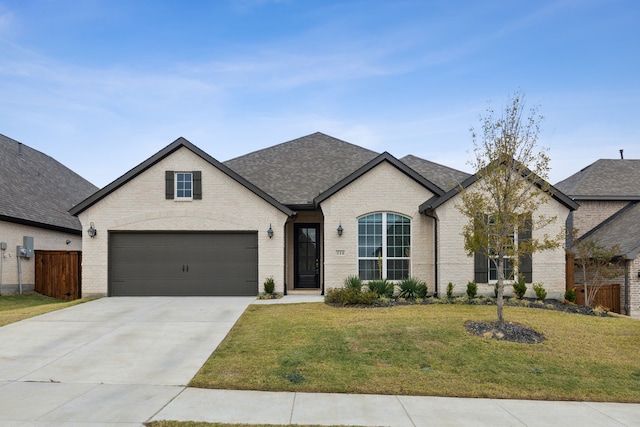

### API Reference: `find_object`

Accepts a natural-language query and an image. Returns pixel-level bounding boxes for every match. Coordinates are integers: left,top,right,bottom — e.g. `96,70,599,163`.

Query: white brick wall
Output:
77,147,289,296
318,161,436,292
573,200,629,237
435,184,570,299
0,220,81,293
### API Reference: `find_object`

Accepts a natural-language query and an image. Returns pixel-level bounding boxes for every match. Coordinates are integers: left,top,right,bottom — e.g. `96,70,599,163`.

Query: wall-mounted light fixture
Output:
267,224,274,239
337,223,344,236
87,222,97,238
66,239,71,245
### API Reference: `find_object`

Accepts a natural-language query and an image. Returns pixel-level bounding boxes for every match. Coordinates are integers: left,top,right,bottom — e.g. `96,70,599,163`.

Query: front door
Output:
294,224,320,288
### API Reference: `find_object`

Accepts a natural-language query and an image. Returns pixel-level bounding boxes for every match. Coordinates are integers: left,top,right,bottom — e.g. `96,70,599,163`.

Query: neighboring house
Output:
0,134,98,294
70,132,575,299
556,159,640,318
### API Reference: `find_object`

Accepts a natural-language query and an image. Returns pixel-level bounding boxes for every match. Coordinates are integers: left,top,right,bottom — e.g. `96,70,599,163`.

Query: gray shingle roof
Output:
0,134,98,232
555,159,640,200
224,132,380,206
579,202,640,258
400,155,471,191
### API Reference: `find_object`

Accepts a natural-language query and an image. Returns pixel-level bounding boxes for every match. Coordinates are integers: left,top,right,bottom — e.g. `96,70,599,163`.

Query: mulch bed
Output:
464,320,546,344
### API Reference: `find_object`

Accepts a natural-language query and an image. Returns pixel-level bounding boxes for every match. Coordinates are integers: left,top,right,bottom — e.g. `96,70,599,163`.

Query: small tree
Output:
571,234,624,308
457,92,562,327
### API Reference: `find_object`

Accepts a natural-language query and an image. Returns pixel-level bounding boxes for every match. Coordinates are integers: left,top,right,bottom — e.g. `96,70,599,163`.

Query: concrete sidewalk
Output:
152,388,640,426
1,295,639,426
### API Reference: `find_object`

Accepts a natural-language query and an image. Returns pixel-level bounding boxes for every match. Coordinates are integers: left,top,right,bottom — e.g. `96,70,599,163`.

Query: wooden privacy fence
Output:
574,284,620,314
35,251,81,300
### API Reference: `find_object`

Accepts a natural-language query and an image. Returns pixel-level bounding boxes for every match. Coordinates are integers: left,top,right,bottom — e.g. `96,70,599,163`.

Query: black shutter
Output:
474,252,488,283
193,171,202,200
518,214,532,282
165,171,174,199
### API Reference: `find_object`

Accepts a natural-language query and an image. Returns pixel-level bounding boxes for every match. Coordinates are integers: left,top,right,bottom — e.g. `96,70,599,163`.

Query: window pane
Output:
358,213,410,281
359,260,380,281
387,259,409,280
176,173,193,198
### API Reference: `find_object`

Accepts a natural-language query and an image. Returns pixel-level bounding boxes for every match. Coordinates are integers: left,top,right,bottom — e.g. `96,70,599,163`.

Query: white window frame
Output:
488,229,517,284
175,172,193,200
357,212,411,281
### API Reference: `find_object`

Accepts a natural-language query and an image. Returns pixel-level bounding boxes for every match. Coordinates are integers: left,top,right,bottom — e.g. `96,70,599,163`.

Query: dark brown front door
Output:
294,224,320,288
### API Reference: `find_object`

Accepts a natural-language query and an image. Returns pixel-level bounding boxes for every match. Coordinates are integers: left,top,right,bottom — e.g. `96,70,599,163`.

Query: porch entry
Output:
294,224,320,288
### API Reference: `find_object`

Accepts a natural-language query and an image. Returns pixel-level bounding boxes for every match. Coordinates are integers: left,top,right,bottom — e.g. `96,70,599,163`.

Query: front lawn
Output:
0,293,92,326
191,303,640,402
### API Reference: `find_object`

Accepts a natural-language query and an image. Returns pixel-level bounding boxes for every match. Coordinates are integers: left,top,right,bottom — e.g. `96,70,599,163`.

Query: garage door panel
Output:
109,232,258,296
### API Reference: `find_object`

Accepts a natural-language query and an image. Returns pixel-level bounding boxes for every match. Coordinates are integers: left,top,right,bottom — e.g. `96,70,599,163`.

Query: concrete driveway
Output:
0,296,253,426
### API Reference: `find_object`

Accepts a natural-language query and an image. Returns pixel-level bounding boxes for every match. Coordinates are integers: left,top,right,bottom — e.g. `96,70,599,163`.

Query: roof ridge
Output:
224,131,378,163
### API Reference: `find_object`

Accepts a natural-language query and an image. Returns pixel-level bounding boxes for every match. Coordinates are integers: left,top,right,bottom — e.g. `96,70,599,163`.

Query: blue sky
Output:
0,0,638,188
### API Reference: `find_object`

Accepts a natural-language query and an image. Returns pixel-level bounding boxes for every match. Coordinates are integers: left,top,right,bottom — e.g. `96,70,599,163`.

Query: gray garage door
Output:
109,232,258,296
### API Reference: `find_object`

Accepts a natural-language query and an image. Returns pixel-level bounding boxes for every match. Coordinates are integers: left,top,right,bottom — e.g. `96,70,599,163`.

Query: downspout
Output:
624,259,630,315
424,209,439,297
283,221,288,296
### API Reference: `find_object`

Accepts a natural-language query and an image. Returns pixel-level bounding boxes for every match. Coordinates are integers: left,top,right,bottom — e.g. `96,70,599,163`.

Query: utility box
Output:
23,236,34,258
17,246,26,257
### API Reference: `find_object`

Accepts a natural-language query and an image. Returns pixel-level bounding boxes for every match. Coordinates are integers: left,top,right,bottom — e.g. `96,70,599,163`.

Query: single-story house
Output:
555,158,640,318
70,133,576,299
0,134,98,295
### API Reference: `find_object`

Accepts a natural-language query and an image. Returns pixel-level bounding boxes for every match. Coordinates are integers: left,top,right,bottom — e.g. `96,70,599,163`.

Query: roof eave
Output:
0,214,82,235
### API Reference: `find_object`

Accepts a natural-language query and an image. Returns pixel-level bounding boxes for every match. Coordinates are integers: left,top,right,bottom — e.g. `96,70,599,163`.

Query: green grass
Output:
191,303,640,402
146,423,346,427
0,293,93,326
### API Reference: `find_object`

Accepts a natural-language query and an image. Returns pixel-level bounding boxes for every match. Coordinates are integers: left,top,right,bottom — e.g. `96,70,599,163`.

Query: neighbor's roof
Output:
70,137,294,217
400,155,471,191
224,132,380,207
555,159,640,200
578,201,640,259
0,134,98,233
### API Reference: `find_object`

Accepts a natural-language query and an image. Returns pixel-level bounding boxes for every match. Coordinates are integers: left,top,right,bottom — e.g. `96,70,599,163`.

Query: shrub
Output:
533,283,547,301
565,288,577,303
343,275,362,291
398,277,428,300
367,279,394,298
494,282,499,298
446,282,455,299
324,288,378,305
466,281,478,298
263,276,275,295
512,277,527,299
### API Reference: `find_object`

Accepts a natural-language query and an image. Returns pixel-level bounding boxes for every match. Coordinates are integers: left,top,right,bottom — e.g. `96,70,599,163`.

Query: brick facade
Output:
319,161,436,293
78,147,289,296
572,200,629,237
435,186,570,299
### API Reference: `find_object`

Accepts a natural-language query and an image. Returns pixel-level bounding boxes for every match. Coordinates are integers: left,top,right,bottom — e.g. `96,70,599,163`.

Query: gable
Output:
420,158,579,213
315,152,443,206
70,137,293,217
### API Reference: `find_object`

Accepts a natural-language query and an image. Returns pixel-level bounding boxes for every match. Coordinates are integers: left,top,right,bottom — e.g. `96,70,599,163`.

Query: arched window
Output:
358,213,410,280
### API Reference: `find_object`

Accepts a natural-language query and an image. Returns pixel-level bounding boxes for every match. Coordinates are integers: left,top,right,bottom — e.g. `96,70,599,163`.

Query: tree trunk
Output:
496,256,505,328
